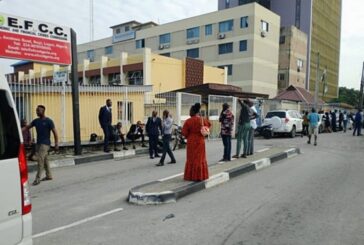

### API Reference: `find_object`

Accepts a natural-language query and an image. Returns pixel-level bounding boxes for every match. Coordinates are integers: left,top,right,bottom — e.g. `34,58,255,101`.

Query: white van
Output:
0,72,32,244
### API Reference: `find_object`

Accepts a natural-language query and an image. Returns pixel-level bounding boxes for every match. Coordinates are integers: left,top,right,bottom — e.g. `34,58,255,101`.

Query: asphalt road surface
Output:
30,132,364,245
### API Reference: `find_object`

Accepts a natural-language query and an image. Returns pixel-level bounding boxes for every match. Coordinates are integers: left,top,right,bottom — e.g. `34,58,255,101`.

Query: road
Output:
30,132,364,245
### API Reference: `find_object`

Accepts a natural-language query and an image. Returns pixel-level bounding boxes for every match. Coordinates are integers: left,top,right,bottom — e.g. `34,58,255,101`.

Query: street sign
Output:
53,71,68,83
0,12,71,65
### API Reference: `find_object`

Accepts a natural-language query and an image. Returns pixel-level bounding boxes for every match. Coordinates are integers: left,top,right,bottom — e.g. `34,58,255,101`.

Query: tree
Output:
330,87,362,107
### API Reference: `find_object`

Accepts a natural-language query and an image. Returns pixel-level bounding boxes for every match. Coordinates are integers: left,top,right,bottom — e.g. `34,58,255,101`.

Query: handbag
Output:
200,117,210,137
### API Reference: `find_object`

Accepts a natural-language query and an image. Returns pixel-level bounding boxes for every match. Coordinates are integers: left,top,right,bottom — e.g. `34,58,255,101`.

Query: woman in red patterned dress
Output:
182,103,211,181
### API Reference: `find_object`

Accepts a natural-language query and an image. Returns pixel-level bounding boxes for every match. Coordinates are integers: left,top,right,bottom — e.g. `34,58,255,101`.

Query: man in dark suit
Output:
145,111,162,159
98,99,113,152
127,121,147,149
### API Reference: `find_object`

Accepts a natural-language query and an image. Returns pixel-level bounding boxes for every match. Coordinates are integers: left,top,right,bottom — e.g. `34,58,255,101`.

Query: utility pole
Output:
314,51,320,110
71,29,82,155
359,62,364,110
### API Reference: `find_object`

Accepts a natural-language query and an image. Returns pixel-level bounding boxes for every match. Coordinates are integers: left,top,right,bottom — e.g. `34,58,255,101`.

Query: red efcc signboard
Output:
0,13,71,65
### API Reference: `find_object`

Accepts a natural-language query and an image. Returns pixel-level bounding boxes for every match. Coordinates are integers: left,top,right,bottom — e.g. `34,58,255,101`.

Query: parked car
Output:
262,110,303,138
0,73,32,245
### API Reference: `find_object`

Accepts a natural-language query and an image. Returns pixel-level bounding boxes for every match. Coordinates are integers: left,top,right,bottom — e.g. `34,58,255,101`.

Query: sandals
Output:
41,177,53,181
32,179,40,186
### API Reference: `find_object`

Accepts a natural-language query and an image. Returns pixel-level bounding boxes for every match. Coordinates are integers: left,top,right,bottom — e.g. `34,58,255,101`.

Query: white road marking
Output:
158,172,183,182
32,208,123,239
256,147,271,153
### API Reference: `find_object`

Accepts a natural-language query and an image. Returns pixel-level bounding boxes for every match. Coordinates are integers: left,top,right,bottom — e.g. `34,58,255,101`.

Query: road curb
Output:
27,148,149,173
128,148,300,205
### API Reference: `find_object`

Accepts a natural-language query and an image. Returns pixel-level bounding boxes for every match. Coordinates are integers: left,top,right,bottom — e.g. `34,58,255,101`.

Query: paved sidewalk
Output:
128,147,301,205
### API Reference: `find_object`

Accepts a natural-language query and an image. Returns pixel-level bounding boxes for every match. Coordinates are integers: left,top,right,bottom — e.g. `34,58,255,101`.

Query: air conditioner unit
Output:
261,31,267,37
158,44,164,50
192,39,199,44
186,40,194,45
218,33,226,39
164,44,170,49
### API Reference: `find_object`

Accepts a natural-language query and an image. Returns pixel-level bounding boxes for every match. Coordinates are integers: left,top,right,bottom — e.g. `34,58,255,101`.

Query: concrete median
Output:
128,147,301,205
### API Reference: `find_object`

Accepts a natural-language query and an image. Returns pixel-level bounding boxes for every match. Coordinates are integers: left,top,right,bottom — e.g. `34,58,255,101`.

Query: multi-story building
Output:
278,26,307,92
219,0,342,100
78,3,280,98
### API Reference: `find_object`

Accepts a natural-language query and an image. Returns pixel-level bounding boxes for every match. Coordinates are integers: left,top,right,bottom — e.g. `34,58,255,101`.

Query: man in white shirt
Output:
247,101,258,155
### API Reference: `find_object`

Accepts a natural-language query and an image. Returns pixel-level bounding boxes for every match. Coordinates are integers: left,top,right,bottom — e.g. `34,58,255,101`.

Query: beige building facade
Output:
78,3,280,98
278,26,307,92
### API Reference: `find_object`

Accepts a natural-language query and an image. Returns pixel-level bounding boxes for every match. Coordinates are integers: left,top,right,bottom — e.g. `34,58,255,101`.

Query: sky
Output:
0,0,363,90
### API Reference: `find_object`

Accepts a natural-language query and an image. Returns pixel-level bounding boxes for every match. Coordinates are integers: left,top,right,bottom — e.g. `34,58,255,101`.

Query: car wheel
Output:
319,125,323,134
290,126,296,138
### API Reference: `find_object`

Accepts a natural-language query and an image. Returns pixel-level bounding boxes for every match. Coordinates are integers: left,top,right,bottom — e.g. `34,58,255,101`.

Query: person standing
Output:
145,111,162,159
301,111,309,137
247,100,257,156
307,108,320,146
331,110,337,132
343,111,348,133
219,103,234,162
353,109,363,136
98,99,113,153
156,110,176,166
323,112,332,133
233,99,251,159
338,110,344,131
182,103,211,181
23,105,58,186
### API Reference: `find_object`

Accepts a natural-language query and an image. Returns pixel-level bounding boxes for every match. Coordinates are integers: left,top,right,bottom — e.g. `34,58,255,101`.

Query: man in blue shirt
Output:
23,105,59,185
353,109,363,136
307,108,320,146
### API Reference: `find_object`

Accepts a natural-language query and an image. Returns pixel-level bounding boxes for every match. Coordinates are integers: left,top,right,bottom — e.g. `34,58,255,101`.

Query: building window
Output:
297,59,304,71
278,73,285,81
105,46,113,55
159,33,171,44
136,39,145,49
240,16,249,28
187,27,200,39
89,75,100,85
87,50,95,62
239,40,247,51
108,73,121,85
187,48,199,58
218,43,233,55
225,0,230,8
295,0,301,29
125,26,130,32
117,101,133,124
219,20,234,33
160,53,170,57
218,65,233,76
261,20,269,32
239,0,270,8
239,0,249,5
115,28,121,34
205,24,212,36
127,71,143,85
279,36,285,44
